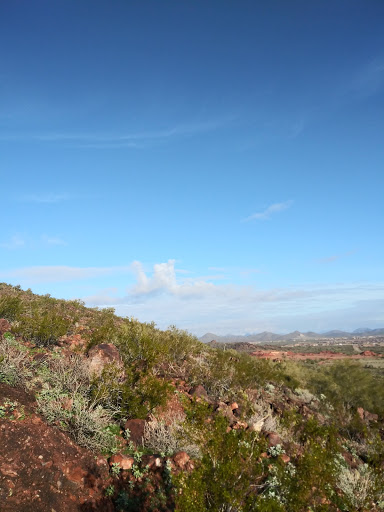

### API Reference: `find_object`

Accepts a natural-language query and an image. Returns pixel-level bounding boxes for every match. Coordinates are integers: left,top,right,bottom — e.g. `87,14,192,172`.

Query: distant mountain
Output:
322,330,351,338
199,328,384,343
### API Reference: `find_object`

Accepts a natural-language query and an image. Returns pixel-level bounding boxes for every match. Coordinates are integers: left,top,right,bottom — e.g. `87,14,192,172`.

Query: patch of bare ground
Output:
0,383,113,512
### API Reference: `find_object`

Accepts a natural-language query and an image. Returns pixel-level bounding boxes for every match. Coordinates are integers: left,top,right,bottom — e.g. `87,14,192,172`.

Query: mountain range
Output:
199,328,384,344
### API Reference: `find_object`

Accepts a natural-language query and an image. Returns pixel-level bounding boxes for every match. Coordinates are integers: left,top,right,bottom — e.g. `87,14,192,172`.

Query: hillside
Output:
1,283,384,511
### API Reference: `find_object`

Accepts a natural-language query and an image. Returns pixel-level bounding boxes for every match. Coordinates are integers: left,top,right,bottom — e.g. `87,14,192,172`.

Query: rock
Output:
364,410,379,422
173,451,190,469
124,419,146,447
232,421,248,430
0,318,11,335
87,343,124,377
281,454,290,464
60,398,73,411
233,407,242,417
357,407,364,420
266,432,281,447
215,402,236,425
230,402,239,411
109,454,134,470
248,418,266,433
189,385,208,400
142,455,162,469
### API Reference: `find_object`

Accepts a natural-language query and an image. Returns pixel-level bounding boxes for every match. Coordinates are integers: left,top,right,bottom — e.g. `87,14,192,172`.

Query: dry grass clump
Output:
143,414,200,458
0,332,33,386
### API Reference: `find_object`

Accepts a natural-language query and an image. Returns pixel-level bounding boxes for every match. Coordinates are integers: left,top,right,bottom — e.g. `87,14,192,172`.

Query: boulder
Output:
87,343,124,377
215,402,236,425
173,451,190,469
266,432,282,447
364,410,379,422
108,454,134,470
124,419,146,447
189,385,208,400
0,318,11,335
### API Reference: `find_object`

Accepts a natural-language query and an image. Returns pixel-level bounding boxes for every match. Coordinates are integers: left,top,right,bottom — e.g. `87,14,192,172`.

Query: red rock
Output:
66,465,85,484
215,402,236,425
230,402,239,411
108,453,134,470
142,455,162,469
281,454,290,463
87,343,124,377
232,421,248,430
364,410,379,422
173,451,190,469
357,407,365,420
0,318,11,335
61,398,73,411
189,385,208,400
124,419,146,446
266,432,281,447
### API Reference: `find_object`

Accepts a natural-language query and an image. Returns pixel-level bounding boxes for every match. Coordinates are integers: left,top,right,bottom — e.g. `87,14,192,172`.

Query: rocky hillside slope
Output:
1,283,384,511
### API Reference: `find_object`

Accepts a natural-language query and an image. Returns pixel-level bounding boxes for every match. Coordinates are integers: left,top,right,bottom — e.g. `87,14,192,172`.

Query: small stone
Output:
109,454,134,470
173,451,190,469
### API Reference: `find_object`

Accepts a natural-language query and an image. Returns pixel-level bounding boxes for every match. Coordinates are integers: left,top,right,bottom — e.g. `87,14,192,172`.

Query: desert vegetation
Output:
1,282,384,511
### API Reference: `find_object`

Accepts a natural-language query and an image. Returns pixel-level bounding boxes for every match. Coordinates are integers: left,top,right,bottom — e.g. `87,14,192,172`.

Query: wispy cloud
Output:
350,57,384,98
0,119,230,148
19,193,70,204
242,200,293,222
0,235,25,250
41,235,67,246
317,250,357,264
0,265,132,283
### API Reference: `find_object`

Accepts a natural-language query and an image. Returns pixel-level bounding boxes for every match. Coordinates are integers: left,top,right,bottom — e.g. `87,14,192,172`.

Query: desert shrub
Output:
90,364,173,420
87,307,120,348
0,332,33,386
14,298,73,346
143,415,201,458
119,371,173,419
37,387,117,452
175,402,267,511
36,353,118,452
336,459,383,510
308,361,384,415
0,294,24,321
38,354,91,395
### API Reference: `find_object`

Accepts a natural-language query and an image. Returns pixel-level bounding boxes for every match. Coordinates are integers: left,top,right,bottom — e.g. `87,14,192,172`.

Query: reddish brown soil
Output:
250,350,382,361
0,383,114,511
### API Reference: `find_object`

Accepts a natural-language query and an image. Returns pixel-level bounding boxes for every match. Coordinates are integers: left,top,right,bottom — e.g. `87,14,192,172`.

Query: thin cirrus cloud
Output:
0,265,132,283
242,200,293,222
0,119,231,148
317,250,357,264
0,235,25,250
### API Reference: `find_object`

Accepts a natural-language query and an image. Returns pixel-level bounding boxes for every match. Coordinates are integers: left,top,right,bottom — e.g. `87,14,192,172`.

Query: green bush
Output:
0,294,24,321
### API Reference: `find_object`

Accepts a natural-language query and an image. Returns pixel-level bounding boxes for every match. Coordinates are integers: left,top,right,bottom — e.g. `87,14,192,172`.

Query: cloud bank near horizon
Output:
1,259,382,336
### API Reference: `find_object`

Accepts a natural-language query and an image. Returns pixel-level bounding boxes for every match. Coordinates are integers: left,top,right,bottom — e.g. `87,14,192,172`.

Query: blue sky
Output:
1,0,383,335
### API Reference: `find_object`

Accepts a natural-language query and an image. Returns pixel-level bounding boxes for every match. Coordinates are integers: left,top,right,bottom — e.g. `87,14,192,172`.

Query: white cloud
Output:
243,201,293,222
130,260,217,298
2,259,383,336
